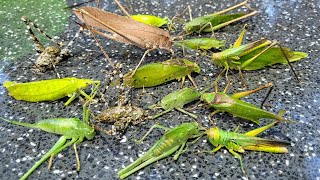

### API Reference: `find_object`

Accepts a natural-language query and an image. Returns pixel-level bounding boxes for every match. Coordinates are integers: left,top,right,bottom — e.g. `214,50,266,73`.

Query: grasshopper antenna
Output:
260,84,273,109
114,0,132,18
278,44,300,82
64,0,95,9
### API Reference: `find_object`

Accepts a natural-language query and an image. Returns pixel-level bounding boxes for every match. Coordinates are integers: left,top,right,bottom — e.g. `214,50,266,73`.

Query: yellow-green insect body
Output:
212,39,308,71
131,14,169,27
1,107,95,180
184,1,257,34
206,121,290,175
150,87,201,119
123,59,200,88
2,118,95,140
3,77,100,105
174,38,226,50
118,122,202,179
201,92,286,124
185,13,246,33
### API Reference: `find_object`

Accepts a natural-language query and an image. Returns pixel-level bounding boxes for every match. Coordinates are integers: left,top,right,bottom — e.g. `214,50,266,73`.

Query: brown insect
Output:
95,105,150,135
21,16,75,77
73,6,174,73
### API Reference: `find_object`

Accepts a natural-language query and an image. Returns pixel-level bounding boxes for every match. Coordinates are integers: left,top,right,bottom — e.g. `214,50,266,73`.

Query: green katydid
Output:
3,77,100,106
149,87,201,119
201,82,293,124
1,106,95,180
206,121,290,176
148,79,221,119
123,59,200,88
211,24,308,80
117,122,204,179
184,0,257,34
174,37,226,50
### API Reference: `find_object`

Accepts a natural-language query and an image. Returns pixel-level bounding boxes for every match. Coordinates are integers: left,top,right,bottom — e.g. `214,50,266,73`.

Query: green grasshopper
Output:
149,87,201,119
118,122,204,179
174,37,226,50
206,121,290,176
123,59,200,88
1,106,95,180
184,0,257,34
3,77,100,106
211,24,308,79
201,82,292,124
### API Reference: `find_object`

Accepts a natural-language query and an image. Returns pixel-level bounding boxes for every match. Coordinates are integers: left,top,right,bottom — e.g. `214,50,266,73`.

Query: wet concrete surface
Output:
0,0,319,179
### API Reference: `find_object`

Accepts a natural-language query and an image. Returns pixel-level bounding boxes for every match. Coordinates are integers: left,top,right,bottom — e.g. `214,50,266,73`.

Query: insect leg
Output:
78,89,95,103
209,10,258,32
198,22,214,36
21,16,63,47
21,16,45,53
130,48,157,77
188,5,192,21
48,137,78,170
233,125,240,133
187,74,198,87
78,10,115,68
244,121,279,137
176,108,198,119
223,62,230,80
240,41,278,69
65,92,78,106
119,146,179,179
180,76,186,88
135,123,171,143
83,104,91,124
73,137,84,171
211,1,250,16
233,24,249,48
210,110,221,117
151,108,172,119
211,145,222,153
51,63,61,78
223,79,232,93
231,83,273,99
89,81,101,99
20,136,67,180
228,149,247,176
173,142,186,160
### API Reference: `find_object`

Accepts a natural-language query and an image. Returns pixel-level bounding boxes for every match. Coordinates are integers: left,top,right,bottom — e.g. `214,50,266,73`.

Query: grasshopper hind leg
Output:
20,136,67,180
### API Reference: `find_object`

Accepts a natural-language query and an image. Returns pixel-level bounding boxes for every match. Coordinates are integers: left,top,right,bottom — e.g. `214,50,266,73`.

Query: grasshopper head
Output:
205,127,220,145
211,52,226,67
202,92,235,108
187,122,200,136
181,59,200,73
83,125,96,140
201,92,216,104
